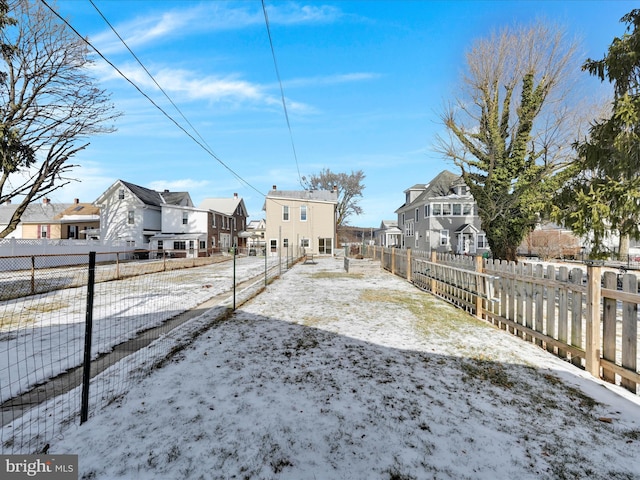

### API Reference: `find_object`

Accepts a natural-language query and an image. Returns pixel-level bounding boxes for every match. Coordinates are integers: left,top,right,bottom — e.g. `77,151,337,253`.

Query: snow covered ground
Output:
50,256,640,479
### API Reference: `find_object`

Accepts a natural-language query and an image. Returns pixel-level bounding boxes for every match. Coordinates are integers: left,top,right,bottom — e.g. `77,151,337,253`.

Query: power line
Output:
88,0,213,155
38,0,266,198
261,0,305,189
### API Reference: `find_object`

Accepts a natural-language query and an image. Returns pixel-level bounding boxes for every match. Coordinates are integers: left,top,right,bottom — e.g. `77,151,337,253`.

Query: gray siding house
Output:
395,170,489,255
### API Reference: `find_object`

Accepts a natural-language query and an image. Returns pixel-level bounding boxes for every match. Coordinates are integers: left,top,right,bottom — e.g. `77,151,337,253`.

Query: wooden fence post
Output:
391,247,396,275
475,255,483,319
585,264,602,377
407,249,412,282
430,250,437,295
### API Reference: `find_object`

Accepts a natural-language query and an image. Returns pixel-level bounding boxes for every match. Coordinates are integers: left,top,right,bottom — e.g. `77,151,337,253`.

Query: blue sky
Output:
48,0,637,226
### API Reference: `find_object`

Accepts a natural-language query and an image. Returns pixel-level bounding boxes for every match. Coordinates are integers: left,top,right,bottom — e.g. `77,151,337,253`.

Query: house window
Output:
415,208,419,222
477,234,487,249
300,205,307,221
452,204,462,216
67,225,78,239
283,205,289,221
442,204,451,216
424,205,429,217
433,204,442,215
463,204,473,215
158,240,164,251
283,238,289,248
404,220,414,237
118,189,125,200
182,212,188,225
300,238,310,248
189,240,194,250
199,240,206,250
415,235,419,248
40,225,47,238
440,230,449,246
174,241,186,250
319,238,332,254
127,210,134,225
270,239,277,253
212,216,216,227
402,213,405,225
211,237,216,248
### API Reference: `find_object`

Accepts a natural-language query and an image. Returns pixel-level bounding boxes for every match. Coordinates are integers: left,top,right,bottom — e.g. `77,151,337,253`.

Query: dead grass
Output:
359,288,490,337
310,271,362,280
0,300,69,330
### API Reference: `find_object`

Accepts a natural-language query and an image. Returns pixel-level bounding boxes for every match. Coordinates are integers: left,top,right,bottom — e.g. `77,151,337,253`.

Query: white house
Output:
149,205,210,258
94,180,193,249
374,220,401,247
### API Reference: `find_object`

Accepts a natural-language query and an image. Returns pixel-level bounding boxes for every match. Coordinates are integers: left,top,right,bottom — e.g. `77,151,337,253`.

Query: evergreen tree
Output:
552,10,640,258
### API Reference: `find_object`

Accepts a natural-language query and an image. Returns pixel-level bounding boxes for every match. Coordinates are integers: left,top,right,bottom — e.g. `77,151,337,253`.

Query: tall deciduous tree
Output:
438,21,586,261
551,10,640,258
0,0,120,238
303,168,365,226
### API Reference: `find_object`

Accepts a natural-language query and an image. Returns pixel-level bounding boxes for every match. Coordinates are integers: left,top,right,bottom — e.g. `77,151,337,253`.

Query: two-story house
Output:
264,185,338,256
94,180,193,248
0,198,99,240
148,205,210,258
198,194,249,252
396,170,488,255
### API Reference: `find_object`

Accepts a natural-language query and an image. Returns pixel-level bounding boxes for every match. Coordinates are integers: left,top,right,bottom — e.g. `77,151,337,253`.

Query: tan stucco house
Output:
264,185,338,257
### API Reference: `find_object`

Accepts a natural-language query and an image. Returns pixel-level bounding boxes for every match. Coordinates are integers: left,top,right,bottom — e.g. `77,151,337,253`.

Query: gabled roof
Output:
119,180,192,207
199,197,248,217
247,219,266,229
396,170,462,213
379,220,398,229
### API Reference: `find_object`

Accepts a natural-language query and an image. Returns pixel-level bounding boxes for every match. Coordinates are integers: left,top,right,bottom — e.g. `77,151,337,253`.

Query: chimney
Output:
233,192,238,198
43,198,50,204
164,189,170,193
74,198,79,204
4,199,10,205
272,185,277,191
333,185,338,192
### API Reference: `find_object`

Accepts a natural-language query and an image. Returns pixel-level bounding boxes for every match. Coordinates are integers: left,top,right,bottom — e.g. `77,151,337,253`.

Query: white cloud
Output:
89,2,343,55
282,72,381,88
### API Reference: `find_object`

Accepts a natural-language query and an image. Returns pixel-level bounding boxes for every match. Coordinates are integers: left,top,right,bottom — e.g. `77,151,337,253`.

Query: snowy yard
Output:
51,257,640,479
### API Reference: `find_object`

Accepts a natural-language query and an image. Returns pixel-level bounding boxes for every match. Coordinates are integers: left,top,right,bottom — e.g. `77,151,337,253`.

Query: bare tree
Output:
0,0,120,238
304,168,365,227
437,21,590,261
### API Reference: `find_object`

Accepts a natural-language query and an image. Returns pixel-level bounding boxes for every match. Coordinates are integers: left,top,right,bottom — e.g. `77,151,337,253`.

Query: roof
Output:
114,180,192,207
198,197,247,216
455,223,479,233
55,203,100,219
396,170,462,213
266,189,338,203
0,202,71,224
